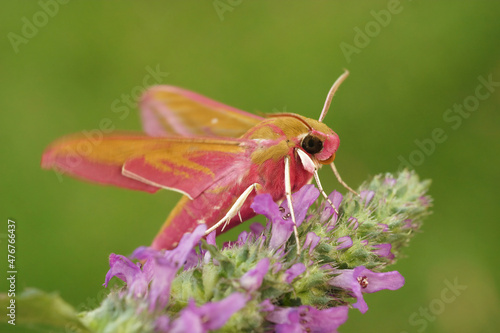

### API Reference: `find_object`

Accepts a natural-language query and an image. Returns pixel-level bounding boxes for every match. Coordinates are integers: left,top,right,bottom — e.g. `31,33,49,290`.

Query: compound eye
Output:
301,135,323,154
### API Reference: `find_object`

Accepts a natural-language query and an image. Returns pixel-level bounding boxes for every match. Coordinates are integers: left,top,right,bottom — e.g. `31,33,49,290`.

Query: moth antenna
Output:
284,156,301,254
205,183,259,235
313,170,339,215
318,70,350,123
330,162,360,197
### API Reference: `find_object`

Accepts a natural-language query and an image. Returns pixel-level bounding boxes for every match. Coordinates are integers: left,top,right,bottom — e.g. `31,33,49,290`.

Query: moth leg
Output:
205,183,260,235
297,148,339,214
330,162,360,197
284,156,301,254
313,170,339,215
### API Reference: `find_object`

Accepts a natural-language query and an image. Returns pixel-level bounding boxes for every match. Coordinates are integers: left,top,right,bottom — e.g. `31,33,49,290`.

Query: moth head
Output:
269,113,340,165
301,129,339,164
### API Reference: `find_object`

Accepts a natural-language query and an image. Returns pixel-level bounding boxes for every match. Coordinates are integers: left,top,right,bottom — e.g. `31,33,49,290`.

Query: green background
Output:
1,1,499,332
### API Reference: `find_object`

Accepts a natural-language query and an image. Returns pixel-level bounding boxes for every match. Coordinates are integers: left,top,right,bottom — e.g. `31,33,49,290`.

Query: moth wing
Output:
140,85,263,138
41,134,248,199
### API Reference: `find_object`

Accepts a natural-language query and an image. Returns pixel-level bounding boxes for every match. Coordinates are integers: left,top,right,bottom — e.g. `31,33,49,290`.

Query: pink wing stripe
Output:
141,97,192,137
123,150,243,199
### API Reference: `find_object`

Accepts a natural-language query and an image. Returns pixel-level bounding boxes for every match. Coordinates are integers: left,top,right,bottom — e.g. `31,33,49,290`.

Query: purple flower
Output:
251,185,319,249
103,254,149,298
202,230,217,264
267,305,349,333
377,223,389,232
146,257,180,311
237,230,249,244
281,184,320,227
336,236,353,250
329,266,405,313
320,190,343,224
419,196,431,207
304,232,321,255
128,224,207,311
155,315,171,332
206,230,216,246
384,177,397,186
260,299,275,312
320,264,334,272
270,219,294,249
360,190,375,207
165,293,247,333
193,293,247,330
283,263,306,283
234,228,262,246
168,310,203,333
272,262,282,275
252,194,294,249
402,219,419,230
163,224,207,267
347,217,359,230
130,246,158,261
372,243,395,259
249,222,265,236
240,258,270,292
184,248,200,270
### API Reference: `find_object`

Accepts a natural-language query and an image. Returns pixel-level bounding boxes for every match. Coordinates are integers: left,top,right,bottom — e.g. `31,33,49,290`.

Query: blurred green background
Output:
1,1,499,332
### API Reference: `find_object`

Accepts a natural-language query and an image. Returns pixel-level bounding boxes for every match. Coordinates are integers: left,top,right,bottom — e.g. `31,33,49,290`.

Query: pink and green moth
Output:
41,71,358,252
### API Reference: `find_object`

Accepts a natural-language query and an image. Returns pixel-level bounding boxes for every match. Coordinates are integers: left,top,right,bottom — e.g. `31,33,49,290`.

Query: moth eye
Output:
301,135,323,154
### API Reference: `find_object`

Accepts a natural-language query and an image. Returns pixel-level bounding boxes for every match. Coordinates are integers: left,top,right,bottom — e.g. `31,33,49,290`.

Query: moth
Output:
42,71,357,252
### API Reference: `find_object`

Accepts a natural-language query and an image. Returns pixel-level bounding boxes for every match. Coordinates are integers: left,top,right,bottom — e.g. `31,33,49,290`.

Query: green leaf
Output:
0,288,90,332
